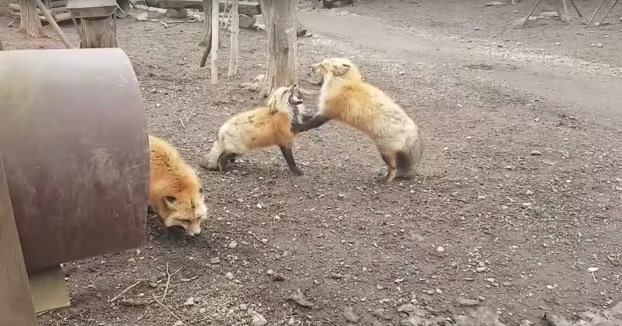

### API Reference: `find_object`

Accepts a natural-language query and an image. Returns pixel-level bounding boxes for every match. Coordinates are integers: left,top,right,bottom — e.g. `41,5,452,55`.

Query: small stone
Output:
183,297,195,306
457,297,480,307
239,304,248,311
127,258,135,263
398,303,418,314
289,290,314,308
373,308,391,320
530,150,542,156
435,288,443,294
526,190,534,195
596,43,604,48
399,71,405,75
476,266,487,272
546,285,554,289
136,13,149,21
478,296,486,301
436,246,445,253
343,307,360,323
228,241,238,249
554,42,561,46
210,257,220,264
225,272,234,280
173,321,184,326
588,267,599,273
267,269,274,275
199,308,207,314
261,238,268,244
274,215,281,221
251,312,267,326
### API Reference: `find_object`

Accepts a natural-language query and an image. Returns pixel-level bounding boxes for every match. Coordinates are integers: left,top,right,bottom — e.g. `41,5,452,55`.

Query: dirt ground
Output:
2,0,622,325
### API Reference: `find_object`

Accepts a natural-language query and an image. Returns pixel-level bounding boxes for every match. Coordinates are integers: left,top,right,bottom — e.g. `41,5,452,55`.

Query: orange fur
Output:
312,58,423,182
149,135,207,236
201,85,305,174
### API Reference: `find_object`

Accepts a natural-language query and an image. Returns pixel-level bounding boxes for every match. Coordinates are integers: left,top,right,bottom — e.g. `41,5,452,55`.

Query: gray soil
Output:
1,0,621,325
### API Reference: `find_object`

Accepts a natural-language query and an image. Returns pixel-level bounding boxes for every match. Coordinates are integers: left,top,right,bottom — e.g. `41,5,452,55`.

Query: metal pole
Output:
520,0,544,28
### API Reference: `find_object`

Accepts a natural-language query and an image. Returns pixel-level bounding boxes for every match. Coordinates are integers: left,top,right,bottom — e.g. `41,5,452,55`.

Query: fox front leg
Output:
291,114,331,133
279,146,303,176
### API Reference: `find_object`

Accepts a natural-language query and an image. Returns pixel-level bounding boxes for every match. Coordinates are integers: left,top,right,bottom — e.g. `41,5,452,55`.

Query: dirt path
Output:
299,9,622,123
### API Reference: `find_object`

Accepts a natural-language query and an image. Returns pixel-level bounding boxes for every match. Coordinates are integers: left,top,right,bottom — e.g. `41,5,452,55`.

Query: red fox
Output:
149,135,207,236
200,84,306,175
292,58,423,183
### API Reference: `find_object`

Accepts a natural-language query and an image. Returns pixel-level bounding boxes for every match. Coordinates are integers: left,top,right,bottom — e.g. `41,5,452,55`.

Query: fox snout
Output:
186,222,202,236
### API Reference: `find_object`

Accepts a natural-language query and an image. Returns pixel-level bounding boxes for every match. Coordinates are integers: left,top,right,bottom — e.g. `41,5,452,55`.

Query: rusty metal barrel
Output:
0,48,148,273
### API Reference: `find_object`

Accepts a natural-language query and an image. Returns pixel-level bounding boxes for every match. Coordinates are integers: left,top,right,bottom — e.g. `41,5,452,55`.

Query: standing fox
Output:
201,84,306,175
292,58,423,183
149,135,207,236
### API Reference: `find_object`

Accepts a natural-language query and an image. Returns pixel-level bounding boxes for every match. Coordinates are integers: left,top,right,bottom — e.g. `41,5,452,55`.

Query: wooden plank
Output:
9,3,68,15
29,266,71,314
153,0,260,15
0,154,38,326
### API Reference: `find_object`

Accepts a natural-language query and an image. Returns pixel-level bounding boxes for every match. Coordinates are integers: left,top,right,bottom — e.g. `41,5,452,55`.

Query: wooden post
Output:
210,0,218,84
67,0,118,48
19,0,42,37
0,155,38,326
76,16,117,48
258,0,298,97
227,0,239,77
199,0,212,66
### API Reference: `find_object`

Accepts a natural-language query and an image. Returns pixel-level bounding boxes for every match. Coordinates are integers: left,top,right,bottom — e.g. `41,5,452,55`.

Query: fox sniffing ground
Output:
149,135,207,236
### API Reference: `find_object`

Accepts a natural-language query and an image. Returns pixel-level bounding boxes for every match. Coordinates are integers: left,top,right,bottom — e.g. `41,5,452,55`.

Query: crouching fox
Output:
292,58,423,183
149,135,207,236
201,84,306,175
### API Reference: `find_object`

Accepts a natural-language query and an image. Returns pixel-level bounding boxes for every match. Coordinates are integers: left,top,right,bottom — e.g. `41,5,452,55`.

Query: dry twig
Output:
152,294,181,320
161,264,184,302
109,281,142,303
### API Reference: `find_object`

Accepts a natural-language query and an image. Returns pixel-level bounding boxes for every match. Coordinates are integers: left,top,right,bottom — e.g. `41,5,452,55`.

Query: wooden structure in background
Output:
67,0,117,47
9,0,72,24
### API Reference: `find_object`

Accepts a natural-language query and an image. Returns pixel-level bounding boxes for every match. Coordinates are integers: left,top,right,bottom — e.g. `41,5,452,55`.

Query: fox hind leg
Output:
217,152,237,174
396,151,413,180
280,145,303,176
380,152,398,183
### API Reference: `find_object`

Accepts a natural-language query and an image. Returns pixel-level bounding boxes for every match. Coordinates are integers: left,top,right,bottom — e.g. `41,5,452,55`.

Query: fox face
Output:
158,187,207,236
267,84,306,124
311,58,362,81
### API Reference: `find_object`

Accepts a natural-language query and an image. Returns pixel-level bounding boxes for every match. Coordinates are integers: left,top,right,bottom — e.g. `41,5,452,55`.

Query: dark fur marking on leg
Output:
218,152,236,173
396,151,413,179
280,146,303,175
291,114,330,133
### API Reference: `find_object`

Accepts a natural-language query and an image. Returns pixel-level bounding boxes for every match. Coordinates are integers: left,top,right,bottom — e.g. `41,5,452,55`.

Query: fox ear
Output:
164,196,177,209
334,63,351,76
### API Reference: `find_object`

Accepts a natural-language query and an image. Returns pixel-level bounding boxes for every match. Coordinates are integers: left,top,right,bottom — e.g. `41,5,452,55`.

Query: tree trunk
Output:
227,0,239,77
77,16,117,48
258,0,297,97
311,0,319,10
210,0,218,84
19,0,42,37
199,0,212,66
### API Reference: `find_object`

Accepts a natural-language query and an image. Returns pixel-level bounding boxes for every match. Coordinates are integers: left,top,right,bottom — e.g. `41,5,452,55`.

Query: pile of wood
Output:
8,0,72,24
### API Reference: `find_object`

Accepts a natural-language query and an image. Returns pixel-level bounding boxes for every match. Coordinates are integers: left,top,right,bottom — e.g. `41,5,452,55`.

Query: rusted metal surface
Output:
0,48,148,274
